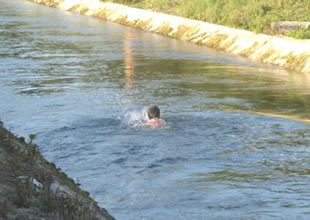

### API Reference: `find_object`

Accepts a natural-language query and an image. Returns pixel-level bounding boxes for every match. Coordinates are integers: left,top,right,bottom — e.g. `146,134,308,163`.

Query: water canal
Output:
1,0,310,219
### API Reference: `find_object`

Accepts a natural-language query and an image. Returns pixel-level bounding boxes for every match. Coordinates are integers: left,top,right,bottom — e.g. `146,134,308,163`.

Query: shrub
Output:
286,28,310,39
111,0,310,38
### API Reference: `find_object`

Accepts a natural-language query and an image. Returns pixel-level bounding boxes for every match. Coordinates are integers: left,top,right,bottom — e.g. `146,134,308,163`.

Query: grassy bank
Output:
0,123,114,220
104,0,310,39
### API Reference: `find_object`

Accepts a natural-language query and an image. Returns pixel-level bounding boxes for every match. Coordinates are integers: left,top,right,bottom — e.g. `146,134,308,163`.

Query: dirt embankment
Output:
0,121,115,220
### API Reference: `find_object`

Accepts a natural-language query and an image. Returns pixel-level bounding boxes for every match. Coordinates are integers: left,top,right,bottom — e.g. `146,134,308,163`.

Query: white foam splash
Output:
123,108,148,128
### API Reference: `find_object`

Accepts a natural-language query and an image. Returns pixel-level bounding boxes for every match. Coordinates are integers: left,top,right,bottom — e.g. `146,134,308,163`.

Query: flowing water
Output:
1,0,310,219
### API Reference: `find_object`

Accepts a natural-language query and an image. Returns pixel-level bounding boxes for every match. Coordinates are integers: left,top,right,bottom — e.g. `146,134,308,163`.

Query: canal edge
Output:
27,0,310,74
0,123,115,220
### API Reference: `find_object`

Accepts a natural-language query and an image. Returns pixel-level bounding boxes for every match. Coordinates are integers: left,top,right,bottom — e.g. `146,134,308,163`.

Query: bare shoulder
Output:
146,119,165,126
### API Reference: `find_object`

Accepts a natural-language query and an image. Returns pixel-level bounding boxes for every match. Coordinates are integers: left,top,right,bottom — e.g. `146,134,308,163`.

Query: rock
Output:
18,136,26,143
271,21,310,34
32,178,43,190
0,125,115,220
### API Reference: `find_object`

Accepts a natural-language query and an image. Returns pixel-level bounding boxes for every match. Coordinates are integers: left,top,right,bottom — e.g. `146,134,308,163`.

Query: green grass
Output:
286,28,310,39
102,0,310,38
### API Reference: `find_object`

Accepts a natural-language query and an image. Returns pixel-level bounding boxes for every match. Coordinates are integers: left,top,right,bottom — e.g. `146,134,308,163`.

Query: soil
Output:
0,121,115,220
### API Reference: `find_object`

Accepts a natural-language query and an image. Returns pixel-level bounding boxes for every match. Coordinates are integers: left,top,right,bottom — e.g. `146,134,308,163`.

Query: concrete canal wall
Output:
29,0,310,74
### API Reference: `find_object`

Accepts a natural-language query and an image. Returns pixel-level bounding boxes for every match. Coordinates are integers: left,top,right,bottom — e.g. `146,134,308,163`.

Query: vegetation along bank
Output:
0,122,115,220
110,0,310,39
29,0,310,74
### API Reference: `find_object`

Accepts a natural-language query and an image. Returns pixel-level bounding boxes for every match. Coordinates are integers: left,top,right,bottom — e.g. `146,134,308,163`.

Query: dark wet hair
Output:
147,105,160,119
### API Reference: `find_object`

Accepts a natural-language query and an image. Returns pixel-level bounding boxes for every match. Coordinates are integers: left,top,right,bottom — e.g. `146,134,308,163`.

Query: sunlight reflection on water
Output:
2,0,310,219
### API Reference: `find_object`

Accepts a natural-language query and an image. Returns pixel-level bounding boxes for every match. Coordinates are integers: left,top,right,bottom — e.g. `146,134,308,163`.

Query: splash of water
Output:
123,108,148,128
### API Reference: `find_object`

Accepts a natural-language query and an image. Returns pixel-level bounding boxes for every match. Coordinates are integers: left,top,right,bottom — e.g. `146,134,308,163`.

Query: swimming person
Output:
146,105,165,126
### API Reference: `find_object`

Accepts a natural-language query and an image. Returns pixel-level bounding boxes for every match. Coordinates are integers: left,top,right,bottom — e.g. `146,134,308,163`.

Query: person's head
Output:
147,105,160,119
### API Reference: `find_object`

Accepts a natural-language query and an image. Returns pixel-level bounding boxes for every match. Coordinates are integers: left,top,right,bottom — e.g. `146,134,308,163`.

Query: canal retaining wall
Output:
29,0,310,74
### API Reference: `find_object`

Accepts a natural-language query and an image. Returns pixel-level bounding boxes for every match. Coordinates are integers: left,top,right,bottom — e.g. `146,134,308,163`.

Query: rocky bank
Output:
0,122,115,220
